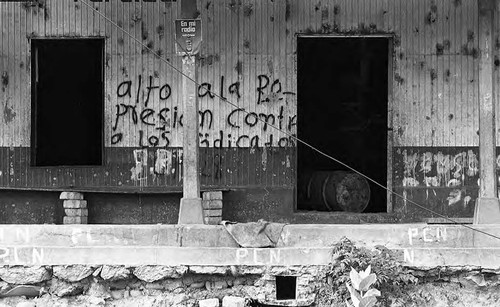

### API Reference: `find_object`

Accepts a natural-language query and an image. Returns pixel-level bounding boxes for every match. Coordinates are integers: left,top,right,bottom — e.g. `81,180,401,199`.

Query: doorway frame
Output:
294,34,394,214
29,37,106,168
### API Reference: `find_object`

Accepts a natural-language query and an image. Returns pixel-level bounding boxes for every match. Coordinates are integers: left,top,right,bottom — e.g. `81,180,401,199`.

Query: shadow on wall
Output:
0,191,63,224
86,193,181,224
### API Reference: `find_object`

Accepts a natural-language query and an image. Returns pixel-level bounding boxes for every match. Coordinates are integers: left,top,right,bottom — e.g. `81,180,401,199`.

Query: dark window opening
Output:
276,276,297,300
31,39,104,167
297,37,389,213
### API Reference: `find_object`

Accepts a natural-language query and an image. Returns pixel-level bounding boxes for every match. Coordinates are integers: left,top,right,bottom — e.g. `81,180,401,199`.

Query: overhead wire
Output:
79,0,500,242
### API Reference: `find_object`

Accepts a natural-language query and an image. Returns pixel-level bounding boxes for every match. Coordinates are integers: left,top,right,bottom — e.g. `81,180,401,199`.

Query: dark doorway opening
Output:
31,39,104,167
297,37,389,213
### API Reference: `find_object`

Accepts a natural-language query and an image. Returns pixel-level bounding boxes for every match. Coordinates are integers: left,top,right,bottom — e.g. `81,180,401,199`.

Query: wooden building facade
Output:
0,0,493,223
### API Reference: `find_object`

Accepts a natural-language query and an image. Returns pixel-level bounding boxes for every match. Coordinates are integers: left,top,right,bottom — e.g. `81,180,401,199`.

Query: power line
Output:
79,0,500,242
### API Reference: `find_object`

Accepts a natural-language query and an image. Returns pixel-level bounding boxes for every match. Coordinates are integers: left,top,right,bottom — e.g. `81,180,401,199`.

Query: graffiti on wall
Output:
111,74,297,149
400,149,479,188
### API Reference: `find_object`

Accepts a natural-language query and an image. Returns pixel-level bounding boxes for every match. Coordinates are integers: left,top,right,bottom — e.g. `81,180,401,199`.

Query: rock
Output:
199,298,219,307
53,265,93,282
190,282,205,289
162,279,183,291
111,289,124,299
49,278,83,297
213,280,228,289
100,266,130,281
0,266,51,284
130,289,142,297
222,296,245,307
87,281,110,299
233,278,246,286
189,266,229,275
205,281,212,291
133,266,184,282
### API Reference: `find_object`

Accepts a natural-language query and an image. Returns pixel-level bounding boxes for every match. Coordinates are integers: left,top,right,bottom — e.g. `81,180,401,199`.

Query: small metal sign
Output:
175,19,202,55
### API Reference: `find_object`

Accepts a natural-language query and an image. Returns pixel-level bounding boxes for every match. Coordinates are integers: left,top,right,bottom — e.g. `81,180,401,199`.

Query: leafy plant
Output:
322,237,419,307
345,265,381,307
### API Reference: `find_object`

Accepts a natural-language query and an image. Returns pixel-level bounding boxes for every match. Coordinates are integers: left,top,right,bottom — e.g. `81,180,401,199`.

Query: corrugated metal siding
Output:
0,0,483,192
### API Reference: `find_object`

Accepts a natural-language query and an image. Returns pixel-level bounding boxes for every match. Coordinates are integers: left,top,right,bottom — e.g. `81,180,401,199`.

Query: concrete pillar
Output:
178,0,204,224
474,0,500,224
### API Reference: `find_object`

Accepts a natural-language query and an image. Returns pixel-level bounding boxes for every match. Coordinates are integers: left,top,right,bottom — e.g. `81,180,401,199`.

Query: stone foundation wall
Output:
0,265,499,307
0,265,324,307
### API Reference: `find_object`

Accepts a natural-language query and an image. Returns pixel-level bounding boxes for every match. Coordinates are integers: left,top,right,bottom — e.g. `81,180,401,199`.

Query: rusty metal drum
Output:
307,171,371,212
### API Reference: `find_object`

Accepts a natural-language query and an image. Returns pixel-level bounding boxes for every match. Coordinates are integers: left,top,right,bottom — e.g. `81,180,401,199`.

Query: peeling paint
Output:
1,72,8,92
3,104,16,124
446,189,462,206
261,147,267,171
130,149,148,181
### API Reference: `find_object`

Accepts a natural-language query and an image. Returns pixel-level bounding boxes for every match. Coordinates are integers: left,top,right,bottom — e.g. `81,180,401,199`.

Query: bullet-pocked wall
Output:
0,0,487,222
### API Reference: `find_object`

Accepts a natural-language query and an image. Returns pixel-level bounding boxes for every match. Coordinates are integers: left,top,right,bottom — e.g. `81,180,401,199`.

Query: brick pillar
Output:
60,192,88,224
202,191,223,225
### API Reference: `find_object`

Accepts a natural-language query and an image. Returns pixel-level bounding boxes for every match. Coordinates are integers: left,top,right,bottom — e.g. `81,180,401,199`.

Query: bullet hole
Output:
205,1,211,10
156,49,163,57
285,29,290,35
461,45,479,58
445,69,451,82
430,69,437,81
156,25,164,38
321,23,333,33
117,37,124,45
141,25,149,40
369,23,377,31
132,13,141,23
334,5,340,15
321,8,329,21
398,52,404,60
397,127,404,137
426,116,431,120
243,4,253,17
200,54,220,66
314,3,320,11
270,16,274,22
413,101,417,106
414,27,420,33
496,37,500,50
495,56,500,68
1,72,8,92
467,30,474,42
146,41,154,50
453,0,461,7
425,4,438,25
436,43,444,55
193,10,201,19
394,73,405,85
19,62,24,69
235,61,243,75
393,36,401,47
243,40,250,49
419,61,426,69
154,71,159,78
121,67,128,76
117,21,123,28
285,0,291,21
448,114,454,120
